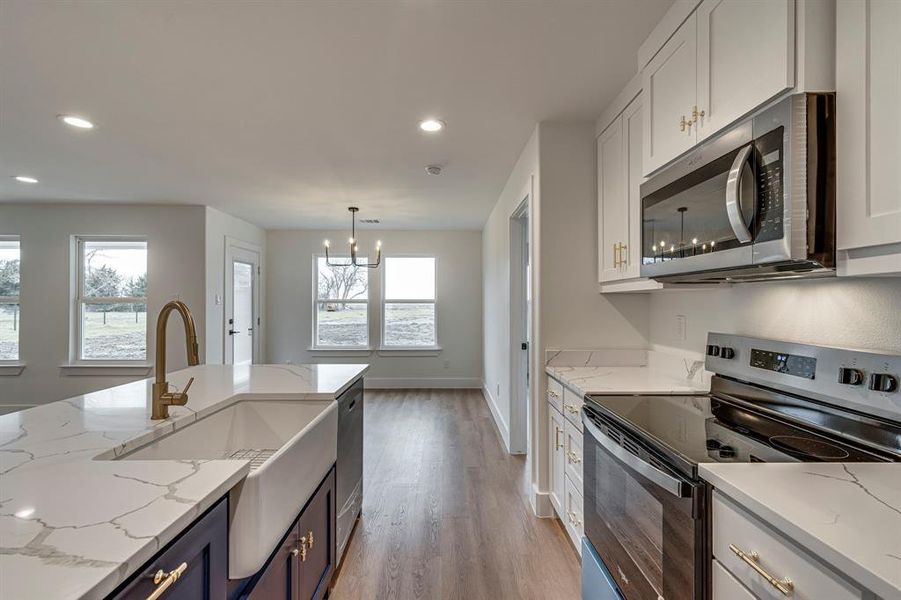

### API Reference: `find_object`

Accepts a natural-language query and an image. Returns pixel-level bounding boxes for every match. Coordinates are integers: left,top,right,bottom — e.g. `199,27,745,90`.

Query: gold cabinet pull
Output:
729,544,794,596
547,389,559,399
680,115,688,131
299,536,308,562
565,404,580,415
307,530,314,549
692,105,705,123
147,562,188,600
555,426,563,450
619,243,627,267
567,450,582,465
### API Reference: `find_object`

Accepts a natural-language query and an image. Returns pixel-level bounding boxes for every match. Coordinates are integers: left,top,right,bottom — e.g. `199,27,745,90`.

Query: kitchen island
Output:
0,363,367,600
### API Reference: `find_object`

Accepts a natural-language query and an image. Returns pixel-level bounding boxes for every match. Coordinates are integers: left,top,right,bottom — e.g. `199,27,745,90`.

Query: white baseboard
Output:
530,485,555,518
364,377,482,389
480,385,510,453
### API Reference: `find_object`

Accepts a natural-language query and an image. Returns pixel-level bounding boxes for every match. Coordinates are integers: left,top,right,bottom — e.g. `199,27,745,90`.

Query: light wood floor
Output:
331,389,581,600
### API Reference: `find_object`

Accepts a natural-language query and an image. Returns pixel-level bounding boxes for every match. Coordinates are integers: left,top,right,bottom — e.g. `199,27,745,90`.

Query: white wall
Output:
481,122,649,513
204,207,266,364
0,204,206,409
266,229,482,387
649,278,901,356
482,127,539,444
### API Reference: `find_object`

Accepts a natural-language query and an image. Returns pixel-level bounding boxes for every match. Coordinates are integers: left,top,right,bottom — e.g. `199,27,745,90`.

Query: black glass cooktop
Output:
585,385,894,479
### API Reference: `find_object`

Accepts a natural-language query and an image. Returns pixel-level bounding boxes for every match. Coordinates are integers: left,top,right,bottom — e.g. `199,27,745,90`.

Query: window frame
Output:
0,235,21,364
380,254,439,350
312,254,371,350
73,236,149,364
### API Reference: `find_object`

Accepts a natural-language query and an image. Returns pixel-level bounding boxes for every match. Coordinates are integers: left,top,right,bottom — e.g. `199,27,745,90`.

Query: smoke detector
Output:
425,165,442,176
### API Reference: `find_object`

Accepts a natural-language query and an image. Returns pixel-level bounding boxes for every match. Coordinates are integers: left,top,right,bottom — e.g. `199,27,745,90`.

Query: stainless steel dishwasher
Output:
335,378,363,563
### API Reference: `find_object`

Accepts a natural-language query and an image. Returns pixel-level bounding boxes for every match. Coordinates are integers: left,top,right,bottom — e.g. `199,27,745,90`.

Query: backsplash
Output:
649,278,901,356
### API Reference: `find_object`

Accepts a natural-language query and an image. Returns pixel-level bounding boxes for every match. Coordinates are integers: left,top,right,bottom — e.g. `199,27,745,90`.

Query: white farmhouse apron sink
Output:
116,399,338,579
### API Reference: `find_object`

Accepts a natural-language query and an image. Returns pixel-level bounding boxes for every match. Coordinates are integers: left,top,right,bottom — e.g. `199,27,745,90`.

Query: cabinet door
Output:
642,12,697,176
297,468,336,600
836,0,901,267
623,95,644,280
597,115,628,283
696,0,794,141
548,406,566,515
248,522,300,600
112,498,228,600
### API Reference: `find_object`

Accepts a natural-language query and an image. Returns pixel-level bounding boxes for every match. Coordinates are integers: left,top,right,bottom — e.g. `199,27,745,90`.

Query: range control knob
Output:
706,344,721,357
837,367,864,386
718,446,737,459
720,347,736,360
869,373,899,393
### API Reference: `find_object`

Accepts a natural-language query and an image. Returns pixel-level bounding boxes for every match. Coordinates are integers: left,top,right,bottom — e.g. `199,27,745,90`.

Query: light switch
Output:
215,293,222,306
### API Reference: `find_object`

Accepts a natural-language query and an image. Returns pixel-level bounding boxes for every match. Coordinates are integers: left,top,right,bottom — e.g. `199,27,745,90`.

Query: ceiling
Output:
0,0,671,230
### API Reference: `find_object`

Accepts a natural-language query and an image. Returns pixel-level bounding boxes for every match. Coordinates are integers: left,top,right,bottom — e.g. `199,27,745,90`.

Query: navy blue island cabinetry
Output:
109,497,228,600
107,465,337,600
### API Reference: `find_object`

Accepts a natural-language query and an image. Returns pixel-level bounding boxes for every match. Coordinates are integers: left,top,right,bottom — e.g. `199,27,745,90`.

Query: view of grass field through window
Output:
0,238,20,360
79,240,148,360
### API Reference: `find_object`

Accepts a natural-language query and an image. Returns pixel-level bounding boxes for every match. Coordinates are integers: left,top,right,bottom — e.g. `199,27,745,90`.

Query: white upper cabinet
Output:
641,0,798,176
598,94,645,285
836,0,901,276
696,0,795,141
642,13,698,176
598,114,627,283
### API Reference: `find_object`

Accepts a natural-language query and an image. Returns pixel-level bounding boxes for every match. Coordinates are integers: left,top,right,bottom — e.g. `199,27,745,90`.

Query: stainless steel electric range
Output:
580,333,901,600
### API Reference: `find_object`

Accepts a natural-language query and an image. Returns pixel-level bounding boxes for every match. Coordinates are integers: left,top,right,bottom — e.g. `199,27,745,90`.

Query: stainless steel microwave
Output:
639,93,835,282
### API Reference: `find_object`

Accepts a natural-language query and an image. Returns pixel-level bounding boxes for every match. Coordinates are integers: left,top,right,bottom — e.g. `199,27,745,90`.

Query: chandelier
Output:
324,207,382,268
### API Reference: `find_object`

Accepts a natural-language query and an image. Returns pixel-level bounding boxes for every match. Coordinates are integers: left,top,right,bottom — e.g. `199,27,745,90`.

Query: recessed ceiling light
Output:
418,119,445,133
13,175,38,184
58,114,94,129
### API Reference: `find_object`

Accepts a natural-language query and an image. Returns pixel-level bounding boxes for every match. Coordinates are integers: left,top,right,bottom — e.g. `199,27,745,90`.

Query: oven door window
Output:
641,145,756,266
584,431,698,600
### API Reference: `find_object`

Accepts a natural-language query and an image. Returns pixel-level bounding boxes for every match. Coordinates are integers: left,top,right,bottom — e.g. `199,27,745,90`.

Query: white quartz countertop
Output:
546,364,709,396
0,363,367,600
700,463,901,599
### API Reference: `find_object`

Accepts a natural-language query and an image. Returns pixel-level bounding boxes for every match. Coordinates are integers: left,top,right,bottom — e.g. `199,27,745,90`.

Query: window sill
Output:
307,347,373,357
0,363,26,376
377,346,443,356
59,363,153,377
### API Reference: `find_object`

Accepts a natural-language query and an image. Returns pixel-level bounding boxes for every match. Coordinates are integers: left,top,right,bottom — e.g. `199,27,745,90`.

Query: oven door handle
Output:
725,143,754,244
583,413,692,499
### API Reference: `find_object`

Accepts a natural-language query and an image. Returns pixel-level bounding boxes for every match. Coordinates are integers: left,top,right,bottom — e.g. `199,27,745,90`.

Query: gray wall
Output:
266,229,483,387
0,204,206,409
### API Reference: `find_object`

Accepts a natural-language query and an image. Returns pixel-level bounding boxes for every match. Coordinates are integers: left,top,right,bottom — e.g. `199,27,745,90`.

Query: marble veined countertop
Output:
701,463,901,599
545,348,710,396
0,363,368,600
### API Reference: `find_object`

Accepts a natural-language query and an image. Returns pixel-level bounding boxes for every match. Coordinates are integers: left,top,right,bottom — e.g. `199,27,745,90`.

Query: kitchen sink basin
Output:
116,398,338,579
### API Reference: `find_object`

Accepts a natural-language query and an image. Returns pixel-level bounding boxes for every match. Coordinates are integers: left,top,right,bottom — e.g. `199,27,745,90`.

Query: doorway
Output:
225,241,261,365
509,192,531,455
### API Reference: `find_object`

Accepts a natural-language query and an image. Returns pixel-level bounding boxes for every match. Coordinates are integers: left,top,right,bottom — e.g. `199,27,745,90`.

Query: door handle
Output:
725,143,755,243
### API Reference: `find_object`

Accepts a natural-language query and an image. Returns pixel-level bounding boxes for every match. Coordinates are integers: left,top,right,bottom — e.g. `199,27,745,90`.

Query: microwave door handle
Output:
583,412,691,498
725,143,754,243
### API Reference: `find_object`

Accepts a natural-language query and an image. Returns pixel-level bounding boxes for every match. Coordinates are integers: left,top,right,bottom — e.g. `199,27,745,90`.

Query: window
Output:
314,256,369,348
76,238,148,361
382,257,436,348
0,237,20,361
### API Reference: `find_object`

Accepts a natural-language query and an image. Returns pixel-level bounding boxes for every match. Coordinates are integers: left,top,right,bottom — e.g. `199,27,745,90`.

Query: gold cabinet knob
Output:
692,105,705,123
291,548,300,557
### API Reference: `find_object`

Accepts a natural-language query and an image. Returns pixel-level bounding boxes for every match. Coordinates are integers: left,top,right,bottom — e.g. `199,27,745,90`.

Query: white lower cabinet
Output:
564,417,583,494
712,491,865,600
563,474,584,556
548,403,566,515
713,558,756,600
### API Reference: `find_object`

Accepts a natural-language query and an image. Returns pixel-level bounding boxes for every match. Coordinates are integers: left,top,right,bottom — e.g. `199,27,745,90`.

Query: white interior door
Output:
225,244,261,365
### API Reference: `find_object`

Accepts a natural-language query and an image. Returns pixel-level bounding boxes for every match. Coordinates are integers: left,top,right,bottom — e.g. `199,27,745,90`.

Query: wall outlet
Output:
214,293,222,306
676,314,687,341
